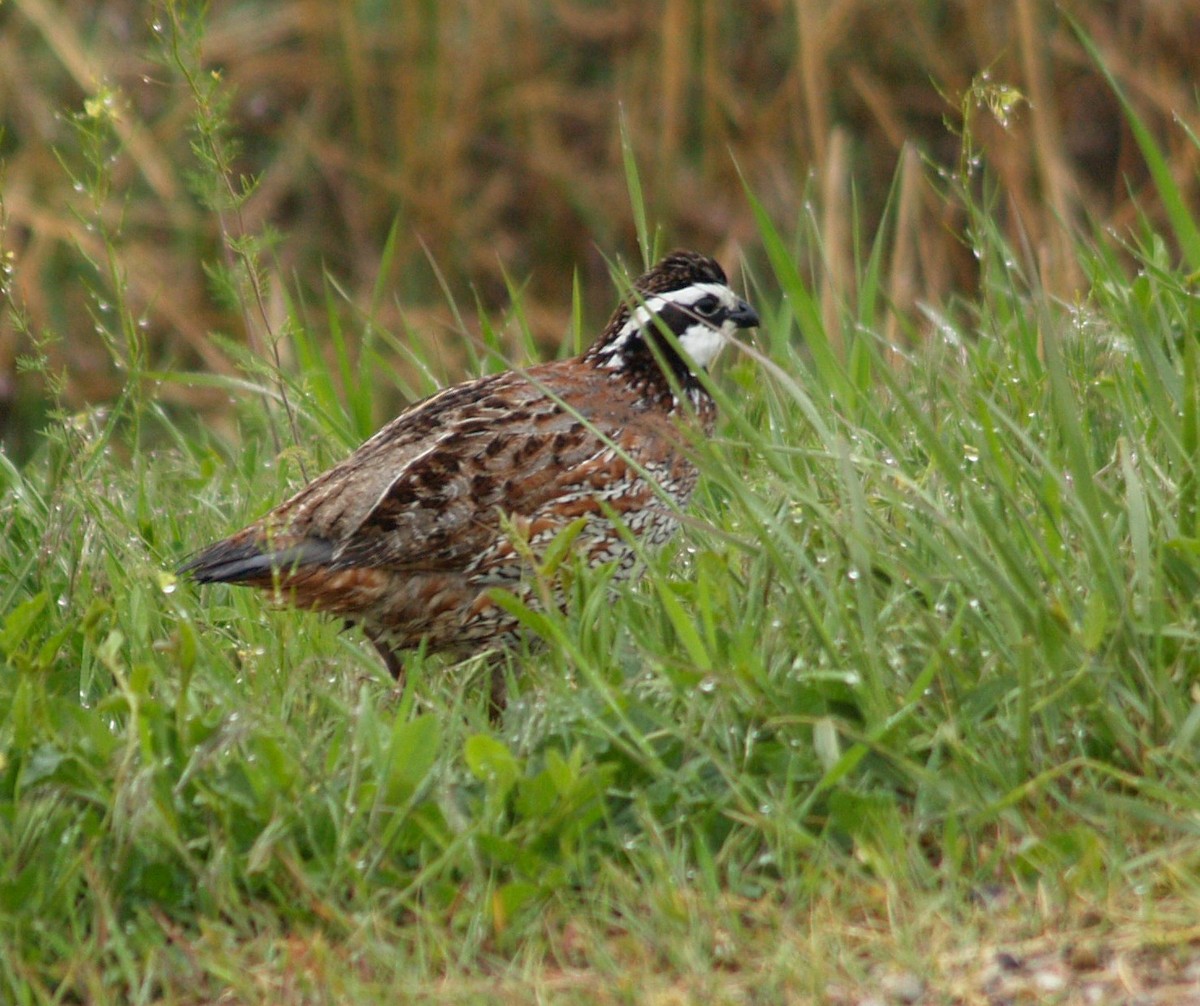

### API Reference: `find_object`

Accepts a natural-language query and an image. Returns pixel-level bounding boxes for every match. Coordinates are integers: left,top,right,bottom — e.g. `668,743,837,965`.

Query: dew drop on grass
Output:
847,567,861,582
698,676,717,694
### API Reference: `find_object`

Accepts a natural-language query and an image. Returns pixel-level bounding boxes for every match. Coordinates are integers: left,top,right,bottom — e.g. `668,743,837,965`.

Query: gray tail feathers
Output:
178,535,334,584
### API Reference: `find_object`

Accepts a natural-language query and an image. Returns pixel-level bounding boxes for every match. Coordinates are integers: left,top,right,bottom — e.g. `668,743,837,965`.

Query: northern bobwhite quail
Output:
181,250,758,686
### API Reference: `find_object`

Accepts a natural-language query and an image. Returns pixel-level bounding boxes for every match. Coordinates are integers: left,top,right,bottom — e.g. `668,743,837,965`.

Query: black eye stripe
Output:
652,303,695,334
635,303,706,339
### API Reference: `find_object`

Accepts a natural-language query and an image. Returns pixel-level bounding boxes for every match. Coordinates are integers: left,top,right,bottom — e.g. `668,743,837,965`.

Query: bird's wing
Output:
263,362,623,573
336,368,640,571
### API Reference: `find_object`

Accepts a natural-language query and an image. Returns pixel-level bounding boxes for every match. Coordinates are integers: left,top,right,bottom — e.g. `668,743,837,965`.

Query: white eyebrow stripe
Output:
614,281,735,341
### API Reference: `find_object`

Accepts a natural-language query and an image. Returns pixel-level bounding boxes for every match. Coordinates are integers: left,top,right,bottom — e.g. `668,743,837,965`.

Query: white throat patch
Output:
677,320,726,369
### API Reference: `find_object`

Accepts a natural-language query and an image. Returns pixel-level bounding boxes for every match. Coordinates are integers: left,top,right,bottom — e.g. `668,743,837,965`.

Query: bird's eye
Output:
694,295,720,317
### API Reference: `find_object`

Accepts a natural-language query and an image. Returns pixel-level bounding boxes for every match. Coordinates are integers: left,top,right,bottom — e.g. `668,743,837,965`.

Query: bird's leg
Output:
367,632,405,684
488,662,507,724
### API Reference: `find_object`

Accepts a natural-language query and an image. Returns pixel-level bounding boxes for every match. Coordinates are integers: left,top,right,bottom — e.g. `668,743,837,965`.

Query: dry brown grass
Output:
112,879,1200,1003
2,1,1198,425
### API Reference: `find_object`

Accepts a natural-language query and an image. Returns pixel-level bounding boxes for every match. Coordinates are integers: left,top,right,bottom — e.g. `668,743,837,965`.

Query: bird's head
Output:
586,250,759,378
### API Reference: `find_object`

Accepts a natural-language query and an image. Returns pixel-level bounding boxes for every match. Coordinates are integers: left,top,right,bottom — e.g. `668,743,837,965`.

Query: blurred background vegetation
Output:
2,0,1198,451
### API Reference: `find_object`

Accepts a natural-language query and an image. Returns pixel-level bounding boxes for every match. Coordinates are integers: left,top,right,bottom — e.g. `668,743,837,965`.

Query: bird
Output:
181,250,759,699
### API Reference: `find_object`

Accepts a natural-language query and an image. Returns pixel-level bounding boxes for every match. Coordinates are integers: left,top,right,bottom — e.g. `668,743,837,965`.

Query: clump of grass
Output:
2,8,1200,1004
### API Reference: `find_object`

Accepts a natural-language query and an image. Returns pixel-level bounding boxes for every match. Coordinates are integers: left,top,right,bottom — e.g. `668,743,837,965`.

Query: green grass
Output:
3,20,1200,1006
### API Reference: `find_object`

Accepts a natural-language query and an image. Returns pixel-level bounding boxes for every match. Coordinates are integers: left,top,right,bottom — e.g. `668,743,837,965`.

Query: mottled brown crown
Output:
594,251,730,345
634,250,729,296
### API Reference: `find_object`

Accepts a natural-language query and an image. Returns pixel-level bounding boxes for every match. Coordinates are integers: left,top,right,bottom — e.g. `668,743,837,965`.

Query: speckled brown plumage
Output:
181,250,758,684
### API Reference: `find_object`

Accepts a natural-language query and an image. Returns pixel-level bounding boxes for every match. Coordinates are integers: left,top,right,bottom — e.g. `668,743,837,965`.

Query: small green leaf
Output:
651,580,711,671
492,881,541,935
383,714,441,805
1,593,49,656
464,734,520,792
813,716,841,771
539,517,588,578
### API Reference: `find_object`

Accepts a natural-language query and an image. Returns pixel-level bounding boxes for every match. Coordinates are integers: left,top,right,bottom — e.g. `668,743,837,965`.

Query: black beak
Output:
729,299,759,329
